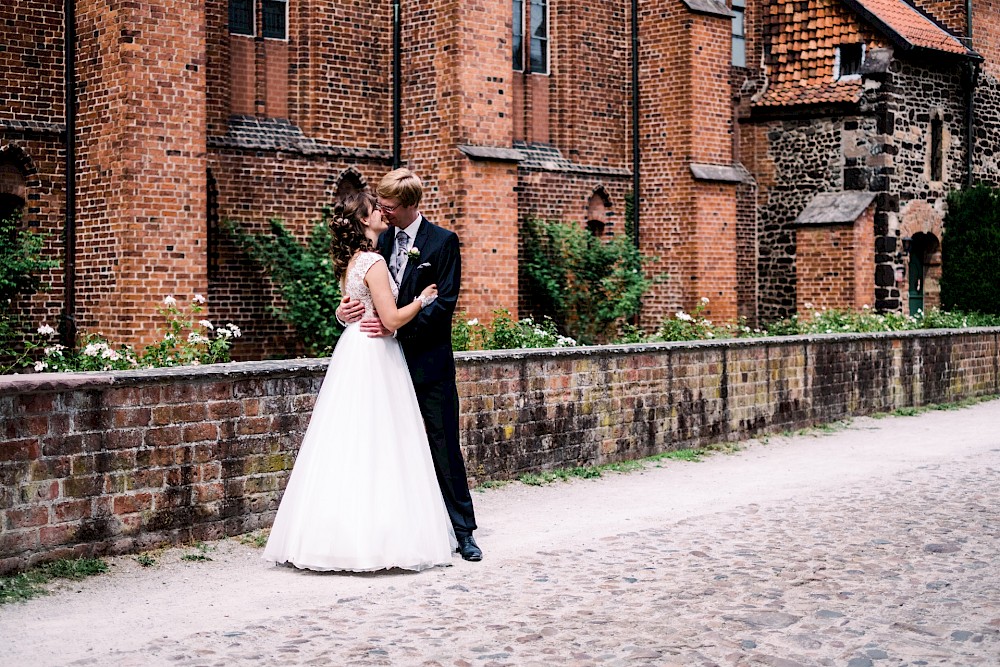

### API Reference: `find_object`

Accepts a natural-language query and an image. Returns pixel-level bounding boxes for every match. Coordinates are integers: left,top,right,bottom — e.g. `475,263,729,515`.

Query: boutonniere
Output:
406,246,421,261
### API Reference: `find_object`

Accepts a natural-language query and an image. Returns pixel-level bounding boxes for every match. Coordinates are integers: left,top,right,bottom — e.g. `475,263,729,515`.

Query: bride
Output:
263,191,457,572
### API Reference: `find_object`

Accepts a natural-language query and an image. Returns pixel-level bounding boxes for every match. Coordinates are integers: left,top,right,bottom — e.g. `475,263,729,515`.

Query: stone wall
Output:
753,118,844,322
973,72,1000,187
2,330,998,573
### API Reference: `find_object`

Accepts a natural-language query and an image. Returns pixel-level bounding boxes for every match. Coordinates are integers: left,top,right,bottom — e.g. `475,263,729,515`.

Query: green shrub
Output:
0,213,58,307
940,185,1000,315
521,217,651,345
453,310,577,352
4,294,240,374
224,211,341,356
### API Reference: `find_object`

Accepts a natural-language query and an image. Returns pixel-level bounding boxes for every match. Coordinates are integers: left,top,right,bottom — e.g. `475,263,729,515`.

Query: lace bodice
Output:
343,252,397,319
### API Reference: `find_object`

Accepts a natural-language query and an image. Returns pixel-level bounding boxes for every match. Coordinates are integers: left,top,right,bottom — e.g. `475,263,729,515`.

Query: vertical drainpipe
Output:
964,0,977,188
392,0,402,169
631,0,640,249
62,0,77,348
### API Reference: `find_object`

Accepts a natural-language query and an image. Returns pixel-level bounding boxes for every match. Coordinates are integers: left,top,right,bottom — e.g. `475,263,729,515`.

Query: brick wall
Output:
71,0,208,346
3,329,998,573
796,206,876,312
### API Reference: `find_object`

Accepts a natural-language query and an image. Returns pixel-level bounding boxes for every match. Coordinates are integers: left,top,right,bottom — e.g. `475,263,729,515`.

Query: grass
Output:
514,447,711,487
0,558,109,605
236,530,270,548
181,542,214,562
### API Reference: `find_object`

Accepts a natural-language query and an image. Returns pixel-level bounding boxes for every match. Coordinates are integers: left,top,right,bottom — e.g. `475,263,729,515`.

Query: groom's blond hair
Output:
377,168,423,208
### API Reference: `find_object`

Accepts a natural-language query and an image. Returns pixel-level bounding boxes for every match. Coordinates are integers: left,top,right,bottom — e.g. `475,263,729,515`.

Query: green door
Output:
908,251,924,315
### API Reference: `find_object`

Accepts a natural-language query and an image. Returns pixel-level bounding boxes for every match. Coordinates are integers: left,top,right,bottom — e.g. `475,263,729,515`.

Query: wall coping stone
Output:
4,327,998,395
681,0,734,19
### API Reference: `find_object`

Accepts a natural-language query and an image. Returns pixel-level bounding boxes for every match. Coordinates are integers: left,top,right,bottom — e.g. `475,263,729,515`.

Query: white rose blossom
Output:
37,324,57,337
163,295,177,306
193,293,206,304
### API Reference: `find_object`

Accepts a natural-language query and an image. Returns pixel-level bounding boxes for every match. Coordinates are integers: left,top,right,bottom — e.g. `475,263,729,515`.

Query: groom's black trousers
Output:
414,378,477,537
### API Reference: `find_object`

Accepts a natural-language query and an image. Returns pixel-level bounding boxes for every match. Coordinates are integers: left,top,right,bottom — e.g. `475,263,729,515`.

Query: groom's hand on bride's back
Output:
336,297,365,325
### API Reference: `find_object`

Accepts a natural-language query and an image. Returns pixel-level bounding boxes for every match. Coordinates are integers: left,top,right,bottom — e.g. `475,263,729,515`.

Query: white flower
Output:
37,324,56,337
34,361,47,372
676,312,692,322
706,332,714,338
164,333,175,341
83,343,103,357
467,318,479,326
700,297,710,304
187,332,208,344
406,247,421,260
44,345,65,356
163,295,177,306
101,348,120,361
193,293,206,304
199,319,214,330
216,328,232,340
862,304,870,310
804,302,814,310
226,323,242,338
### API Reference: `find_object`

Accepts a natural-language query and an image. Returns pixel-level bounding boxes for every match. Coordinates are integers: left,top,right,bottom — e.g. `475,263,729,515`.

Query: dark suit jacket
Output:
379,216,460,386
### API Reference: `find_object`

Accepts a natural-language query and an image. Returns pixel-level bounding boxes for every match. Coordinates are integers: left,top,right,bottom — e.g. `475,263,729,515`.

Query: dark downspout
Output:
964,0,977,188
62,0,77,348
392,0,402,169
631,0,640,249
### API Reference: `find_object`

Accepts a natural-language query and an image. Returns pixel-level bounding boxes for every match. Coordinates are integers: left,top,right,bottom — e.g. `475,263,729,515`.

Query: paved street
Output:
2,399,999,667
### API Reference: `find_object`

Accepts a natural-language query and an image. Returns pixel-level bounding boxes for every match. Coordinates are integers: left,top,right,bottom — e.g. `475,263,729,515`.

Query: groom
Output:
336,168,482,562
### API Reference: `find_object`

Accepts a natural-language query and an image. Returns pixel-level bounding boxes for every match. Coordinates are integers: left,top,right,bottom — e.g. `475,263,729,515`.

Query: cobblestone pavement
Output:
2,401,999,667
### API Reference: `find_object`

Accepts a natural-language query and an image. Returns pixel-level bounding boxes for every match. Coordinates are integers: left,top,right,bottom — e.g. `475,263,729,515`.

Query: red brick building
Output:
2,0,997,357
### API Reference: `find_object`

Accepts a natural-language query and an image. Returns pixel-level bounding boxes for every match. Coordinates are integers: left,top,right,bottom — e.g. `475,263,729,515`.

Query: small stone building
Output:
1,0,997,357
736,0,1000,319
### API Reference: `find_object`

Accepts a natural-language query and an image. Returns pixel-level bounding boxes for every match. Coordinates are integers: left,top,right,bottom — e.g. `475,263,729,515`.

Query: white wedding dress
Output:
263,252,457,572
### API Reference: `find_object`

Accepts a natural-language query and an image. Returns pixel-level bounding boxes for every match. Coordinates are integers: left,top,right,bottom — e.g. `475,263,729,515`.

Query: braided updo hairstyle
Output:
329,191,378,281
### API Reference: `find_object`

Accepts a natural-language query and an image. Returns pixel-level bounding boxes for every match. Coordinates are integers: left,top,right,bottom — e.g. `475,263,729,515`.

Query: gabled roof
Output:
752,0,979,110
842,0,980,59
795,191,878,226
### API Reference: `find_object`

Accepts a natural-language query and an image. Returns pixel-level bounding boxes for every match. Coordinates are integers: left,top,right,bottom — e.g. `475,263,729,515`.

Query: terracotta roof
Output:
753,0,978,109
844,0,977,56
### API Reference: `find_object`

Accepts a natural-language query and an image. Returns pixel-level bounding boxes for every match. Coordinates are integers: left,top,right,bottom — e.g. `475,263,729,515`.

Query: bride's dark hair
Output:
329,191,377,281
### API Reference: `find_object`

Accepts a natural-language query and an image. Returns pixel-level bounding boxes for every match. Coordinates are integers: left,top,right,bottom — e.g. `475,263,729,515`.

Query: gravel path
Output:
2,400,999,667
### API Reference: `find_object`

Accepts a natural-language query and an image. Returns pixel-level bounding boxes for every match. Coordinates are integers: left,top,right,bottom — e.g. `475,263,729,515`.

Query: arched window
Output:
333,167,369,202
0,162,27,223
586,187,613,238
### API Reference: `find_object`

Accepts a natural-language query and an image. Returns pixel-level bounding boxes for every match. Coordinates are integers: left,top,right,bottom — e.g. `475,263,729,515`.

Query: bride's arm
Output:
365,259,435,331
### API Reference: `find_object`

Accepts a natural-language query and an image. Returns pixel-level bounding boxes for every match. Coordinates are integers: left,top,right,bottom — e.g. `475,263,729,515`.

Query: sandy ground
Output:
1,399,999,666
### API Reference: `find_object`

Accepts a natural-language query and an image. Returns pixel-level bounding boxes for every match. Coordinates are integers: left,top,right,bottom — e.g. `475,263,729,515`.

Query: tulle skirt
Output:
263,324,457,572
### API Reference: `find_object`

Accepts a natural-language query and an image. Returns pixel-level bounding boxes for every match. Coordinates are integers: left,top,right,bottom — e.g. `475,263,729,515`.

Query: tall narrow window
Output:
513,0,524,71
262,0,287,40
930,115,944,181
229,0,254,36
529,0,548,74
731,0,746,67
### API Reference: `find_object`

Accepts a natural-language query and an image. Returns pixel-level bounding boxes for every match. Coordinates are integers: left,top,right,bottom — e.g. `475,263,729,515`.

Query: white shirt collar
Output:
397,214,422,244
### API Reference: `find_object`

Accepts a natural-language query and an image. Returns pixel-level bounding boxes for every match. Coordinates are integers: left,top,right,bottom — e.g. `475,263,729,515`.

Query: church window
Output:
529,0,549,74
731,0,746,67
229,0,254,36
513,0,524,71
262,0,288,40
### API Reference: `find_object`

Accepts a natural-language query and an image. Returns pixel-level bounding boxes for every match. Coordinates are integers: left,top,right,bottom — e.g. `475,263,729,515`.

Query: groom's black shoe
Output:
457,535,483,561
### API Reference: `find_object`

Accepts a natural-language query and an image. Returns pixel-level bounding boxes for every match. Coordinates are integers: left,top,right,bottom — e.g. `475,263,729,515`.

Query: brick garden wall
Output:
2,330,998,573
